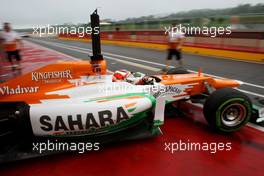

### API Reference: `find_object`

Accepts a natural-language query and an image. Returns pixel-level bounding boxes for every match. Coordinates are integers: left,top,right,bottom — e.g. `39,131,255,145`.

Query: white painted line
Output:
30,39,264,98
247,122,264,132
106,56,160,72
33,39,160,72
242,82,264,90
185,52,264,65
235,88,264,98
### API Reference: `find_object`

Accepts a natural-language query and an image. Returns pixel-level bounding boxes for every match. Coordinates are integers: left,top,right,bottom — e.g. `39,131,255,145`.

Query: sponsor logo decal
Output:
0,85,39,95
150,85,185,98
39,106,129,132
32,70,72,82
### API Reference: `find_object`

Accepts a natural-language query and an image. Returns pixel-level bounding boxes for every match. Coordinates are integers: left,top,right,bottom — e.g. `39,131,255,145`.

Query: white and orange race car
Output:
0,10,262,162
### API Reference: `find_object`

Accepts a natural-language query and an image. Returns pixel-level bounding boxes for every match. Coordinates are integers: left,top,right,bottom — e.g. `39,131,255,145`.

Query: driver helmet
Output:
112,70,132,82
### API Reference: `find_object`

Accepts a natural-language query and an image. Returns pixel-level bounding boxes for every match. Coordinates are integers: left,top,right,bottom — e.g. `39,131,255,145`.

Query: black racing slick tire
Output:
203,88,252,132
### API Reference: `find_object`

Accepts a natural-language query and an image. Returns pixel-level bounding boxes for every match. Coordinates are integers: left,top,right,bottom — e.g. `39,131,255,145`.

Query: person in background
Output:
165,23,185,70
0,22,23,70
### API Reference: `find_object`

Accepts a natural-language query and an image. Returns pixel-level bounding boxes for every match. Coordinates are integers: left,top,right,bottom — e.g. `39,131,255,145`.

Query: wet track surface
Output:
0,37,263,176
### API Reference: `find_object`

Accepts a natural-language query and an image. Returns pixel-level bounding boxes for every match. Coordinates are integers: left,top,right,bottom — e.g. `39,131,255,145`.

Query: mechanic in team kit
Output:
0,22,23,70
165,23,185,70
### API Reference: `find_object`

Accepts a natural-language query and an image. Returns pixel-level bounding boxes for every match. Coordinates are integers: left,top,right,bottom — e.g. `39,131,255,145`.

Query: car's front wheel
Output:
203,88,252,132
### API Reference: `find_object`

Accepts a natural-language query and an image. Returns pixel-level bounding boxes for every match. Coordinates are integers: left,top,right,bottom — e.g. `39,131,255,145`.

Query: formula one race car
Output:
0,10,260,162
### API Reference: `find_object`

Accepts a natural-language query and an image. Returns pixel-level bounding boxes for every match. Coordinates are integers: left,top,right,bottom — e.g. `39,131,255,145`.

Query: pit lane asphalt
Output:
26,37,264,101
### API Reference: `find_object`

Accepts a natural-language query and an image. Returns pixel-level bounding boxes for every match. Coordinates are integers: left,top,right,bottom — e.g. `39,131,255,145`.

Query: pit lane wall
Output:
58,31,264,63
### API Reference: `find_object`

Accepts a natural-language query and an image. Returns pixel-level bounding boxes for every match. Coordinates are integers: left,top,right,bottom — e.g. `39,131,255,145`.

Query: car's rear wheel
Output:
203,88,252,132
